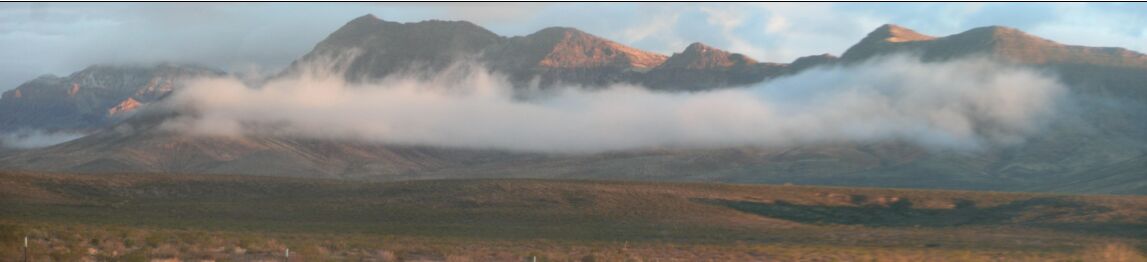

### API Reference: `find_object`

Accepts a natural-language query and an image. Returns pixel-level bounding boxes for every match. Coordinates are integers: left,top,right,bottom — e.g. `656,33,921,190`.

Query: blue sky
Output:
2,3,1145,91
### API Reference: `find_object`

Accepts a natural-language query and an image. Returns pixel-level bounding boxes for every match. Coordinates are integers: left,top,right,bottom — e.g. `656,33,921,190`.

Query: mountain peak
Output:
682,42,716,53
294,16,503,80
966,25,1023,34
348,14,383,25
334,14,387,35
659,42,757,69
841,23,1147,68
536,26,584,35
866,24,935,43
527,27,597,44
840,24,935,61
955,25,1053,45
509,26,667,69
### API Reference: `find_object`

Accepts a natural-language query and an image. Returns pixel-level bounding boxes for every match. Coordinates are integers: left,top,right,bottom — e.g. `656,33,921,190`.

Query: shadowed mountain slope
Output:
0,64,222,132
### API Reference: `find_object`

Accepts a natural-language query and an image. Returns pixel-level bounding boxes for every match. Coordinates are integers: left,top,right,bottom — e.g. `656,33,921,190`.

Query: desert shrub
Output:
378,250,398,261
296,244,328,262
445,254,473,262
49,248,84,262
236,234,261,249
120,248,149,262
143,233,168,248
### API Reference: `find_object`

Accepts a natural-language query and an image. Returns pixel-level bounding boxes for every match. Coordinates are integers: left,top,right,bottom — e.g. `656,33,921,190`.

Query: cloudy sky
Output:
2,2,1145,91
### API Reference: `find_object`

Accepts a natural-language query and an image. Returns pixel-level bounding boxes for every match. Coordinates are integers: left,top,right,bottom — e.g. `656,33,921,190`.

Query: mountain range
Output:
0,64,223,133
1,15,1145,194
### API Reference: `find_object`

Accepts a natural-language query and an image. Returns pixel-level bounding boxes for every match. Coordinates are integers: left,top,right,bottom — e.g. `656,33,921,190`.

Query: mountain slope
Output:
286,14,504,81
488,27,667,70
1033,155,1147,194
842,24,1147,69
0,110,534,178
642,42,788,91
839,24,1147,100
835,24,1147,193
286,15,824,90
0,64,223,133
483,27,668,87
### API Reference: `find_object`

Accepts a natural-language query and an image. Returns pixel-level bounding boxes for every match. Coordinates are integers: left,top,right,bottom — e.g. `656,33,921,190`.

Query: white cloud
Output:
158,54,1066,153
697,6,768,59
765,16,789,34
0,130,83,149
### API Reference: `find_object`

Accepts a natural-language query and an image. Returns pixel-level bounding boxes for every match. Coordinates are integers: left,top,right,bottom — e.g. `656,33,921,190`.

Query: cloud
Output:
157,54,1066,153
0,130,83,149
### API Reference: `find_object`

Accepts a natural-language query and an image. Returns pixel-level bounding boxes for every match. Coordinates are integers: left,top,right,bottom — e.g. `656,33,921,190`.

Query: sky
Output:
2,2,1146,91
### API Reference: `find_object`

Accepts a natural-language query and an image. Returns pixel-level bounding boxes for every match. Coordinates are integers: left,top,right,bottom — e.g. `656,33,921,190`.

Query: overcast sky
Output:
2,2,1145,91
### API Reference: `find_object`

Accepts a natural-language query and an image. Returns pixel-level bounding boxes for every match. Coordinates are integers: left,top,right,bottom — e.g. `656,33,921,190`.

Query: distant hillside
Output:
0,64,223,133
841,24,1147,68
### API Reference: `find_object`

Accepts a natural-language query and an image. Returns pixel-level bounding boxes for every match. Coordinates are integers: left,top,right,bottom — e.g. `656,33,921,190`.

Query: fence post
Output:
23,236,28,262
285,247,290,262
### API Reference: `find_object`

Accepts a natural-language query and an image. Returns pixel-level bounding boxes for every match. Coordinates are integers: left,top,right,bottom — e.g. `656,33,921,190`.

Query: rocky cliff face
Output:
0,64,223,132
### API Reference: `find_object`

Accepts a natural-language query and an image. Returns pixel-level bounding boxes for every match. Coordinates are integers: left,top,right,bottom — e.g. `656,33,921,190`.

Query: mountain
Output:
788,53,840,72
484,27,668,87
4,18,1147,195
0,16,835,134
0,63,223,133
642,42,788,91
842,24,1147,70
837,24,1147,193
286,15,503,81
288,15,822,90
488,27,667,70
662,42,760,69
840,24,1147,99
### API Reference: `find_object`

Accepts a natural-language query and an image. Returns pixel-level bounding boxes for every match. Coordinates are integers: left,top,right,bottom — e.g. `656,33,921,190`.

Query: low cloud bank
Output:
159,55,1067,153
0,130,84,149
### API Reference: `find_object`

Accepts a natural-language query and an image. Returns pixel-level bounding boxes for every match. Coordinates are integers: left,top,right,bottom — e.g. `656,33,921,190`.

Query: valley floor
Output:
1,172,1145,261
